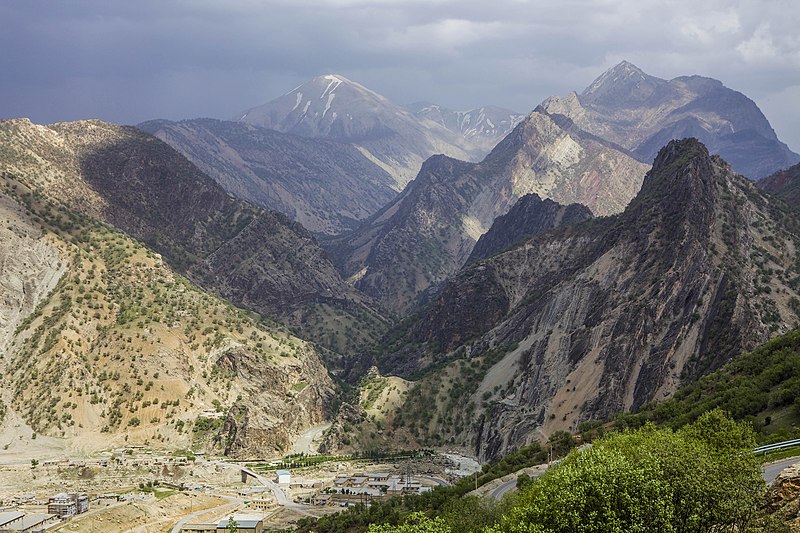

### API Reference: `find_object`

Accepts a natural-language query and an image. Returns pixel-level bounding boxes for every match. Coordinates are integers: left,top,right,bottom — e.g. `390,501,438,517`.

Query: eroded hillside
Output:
0,171,335,457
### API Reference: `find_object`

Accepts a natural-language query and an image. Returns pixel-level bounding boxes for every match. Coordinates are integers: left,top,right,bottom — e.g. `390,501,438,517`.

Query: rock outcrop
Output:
468,194,593,263
758,162,800,208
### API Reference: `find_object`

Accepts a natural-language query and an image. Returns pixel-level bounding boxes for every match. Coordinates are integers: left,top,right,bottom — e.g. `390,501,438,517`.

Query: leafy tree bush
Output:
488,410,767,533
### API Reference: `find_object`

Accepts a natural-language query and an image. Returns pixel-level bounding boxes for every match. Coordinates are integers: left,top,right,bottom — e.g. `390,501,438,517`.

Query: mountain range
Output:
382,139,800,460
2,60,800,464
235,74,509,189
138,118,397,235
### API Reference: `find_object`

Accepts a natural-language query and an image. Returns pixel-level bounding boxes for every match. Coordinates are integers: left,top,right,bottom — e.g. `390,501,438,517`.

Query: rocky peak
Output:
638,138,716,199
468,194,594,263
381,139,800,460
581,60,660,106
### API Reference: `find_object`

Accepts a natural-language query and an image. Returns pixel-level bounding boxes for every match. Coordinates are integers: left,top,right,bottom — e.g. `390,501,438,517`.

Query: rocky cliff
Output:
758,162,800,208
138,118,396,235
383,139,800,460
541,61,800,179
468,194,593,263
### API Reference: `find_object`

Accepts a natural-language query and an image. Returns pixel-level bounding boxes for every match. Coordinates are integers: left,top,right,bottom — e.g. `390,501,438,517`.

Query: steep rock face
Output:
542,61,799,179
468,194,594,263
384,139,800,460
0,171,336,457
137,118,396,235
237,74,479,189
0,189,65,356
408,102,525,154
758,162,800,207
0,118,387,359
329,109,649,315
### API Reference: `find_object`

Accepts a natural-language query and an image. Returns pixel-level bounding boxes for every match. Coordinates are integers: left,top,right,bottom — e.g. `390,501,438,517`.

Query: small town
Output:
0,444,465,532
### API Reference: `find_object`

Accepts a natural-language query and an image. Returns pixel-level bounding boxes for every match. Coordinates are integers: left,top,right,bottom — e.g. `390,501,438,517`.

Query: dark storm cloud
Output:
1,0,798,149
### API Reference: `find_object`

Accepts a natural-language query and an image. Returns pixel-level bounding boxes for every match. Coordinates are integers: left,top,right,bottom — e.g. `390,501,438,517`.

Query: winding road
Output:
763,457,800,484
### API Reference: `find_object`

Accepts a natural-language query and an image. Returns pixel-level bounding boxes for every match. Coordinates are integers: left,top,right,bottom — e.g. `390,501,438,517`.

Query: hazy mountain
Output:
0,118,388,361
236,74,487,189
328,108,650,315
407,102,525,154
542,60,800,179
467,194,593,264
382,139,800,460
758,162,800,207
138,118,396,235
0,145,335,458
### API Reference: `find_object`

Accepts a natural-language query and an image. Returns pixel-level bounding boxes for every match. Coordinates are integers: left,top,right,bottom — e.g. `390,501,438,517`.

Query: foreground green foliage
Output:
490,411,767,533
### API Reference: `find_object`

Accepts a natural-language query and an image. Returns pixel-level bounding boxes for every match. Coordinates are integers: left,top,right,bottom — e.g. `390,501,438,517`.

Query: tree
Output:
30,459,38,468
226,516,238,532
488,410,767,533
367,512,449,533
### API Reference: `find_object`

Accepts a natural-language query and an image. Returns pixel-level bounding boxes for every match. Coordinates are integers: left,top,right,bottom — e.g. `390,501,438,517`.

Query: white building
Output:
275,470,290,484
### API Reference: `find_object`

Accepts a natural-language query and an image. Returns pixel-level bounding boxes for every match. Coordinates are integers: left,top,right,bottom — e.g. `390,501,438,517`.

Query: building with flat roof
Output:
46,493,88,518
275,470,290,484
216,514,264,533
1,513,57,532
0,512,24,529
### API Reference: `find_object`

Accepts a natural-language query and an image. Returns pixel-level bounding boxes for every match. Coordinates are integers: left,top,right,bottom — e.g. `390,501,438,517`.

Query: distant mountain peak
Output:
582,60,655,102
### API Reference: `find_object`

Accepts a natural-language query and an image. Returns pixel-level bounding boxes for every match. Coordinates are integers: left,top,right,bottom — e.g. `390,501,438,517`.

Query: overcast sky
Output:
1,0,798,150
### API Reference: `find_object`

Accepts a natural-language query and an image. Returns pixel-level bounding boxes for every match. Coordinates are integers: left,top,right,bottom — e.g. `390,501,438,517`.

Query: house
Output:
311,493,332,506
46,494,75,517
275,470,290,484
244,499,273,512
216,514,264,533
46,493,88,517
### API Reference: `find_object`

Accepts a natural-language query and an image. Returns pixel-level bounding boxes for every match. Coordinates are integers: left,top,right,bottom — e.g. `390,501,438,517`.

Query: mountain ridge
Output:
379,139,800,460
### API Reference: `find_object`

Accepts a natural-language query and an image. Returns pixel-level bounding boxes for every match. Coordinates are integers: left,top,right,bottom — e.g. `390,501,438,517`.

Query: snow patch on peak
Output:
292,92,304,111
322,92,336,119
321,77,342,99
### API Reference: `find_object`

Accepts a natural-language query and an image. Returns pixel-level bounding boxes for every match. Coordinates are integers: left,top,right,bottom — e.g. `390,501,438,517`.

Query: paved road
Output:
490,478,518,501
170,495,241,533
418,475,450,487
763,457,800,484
